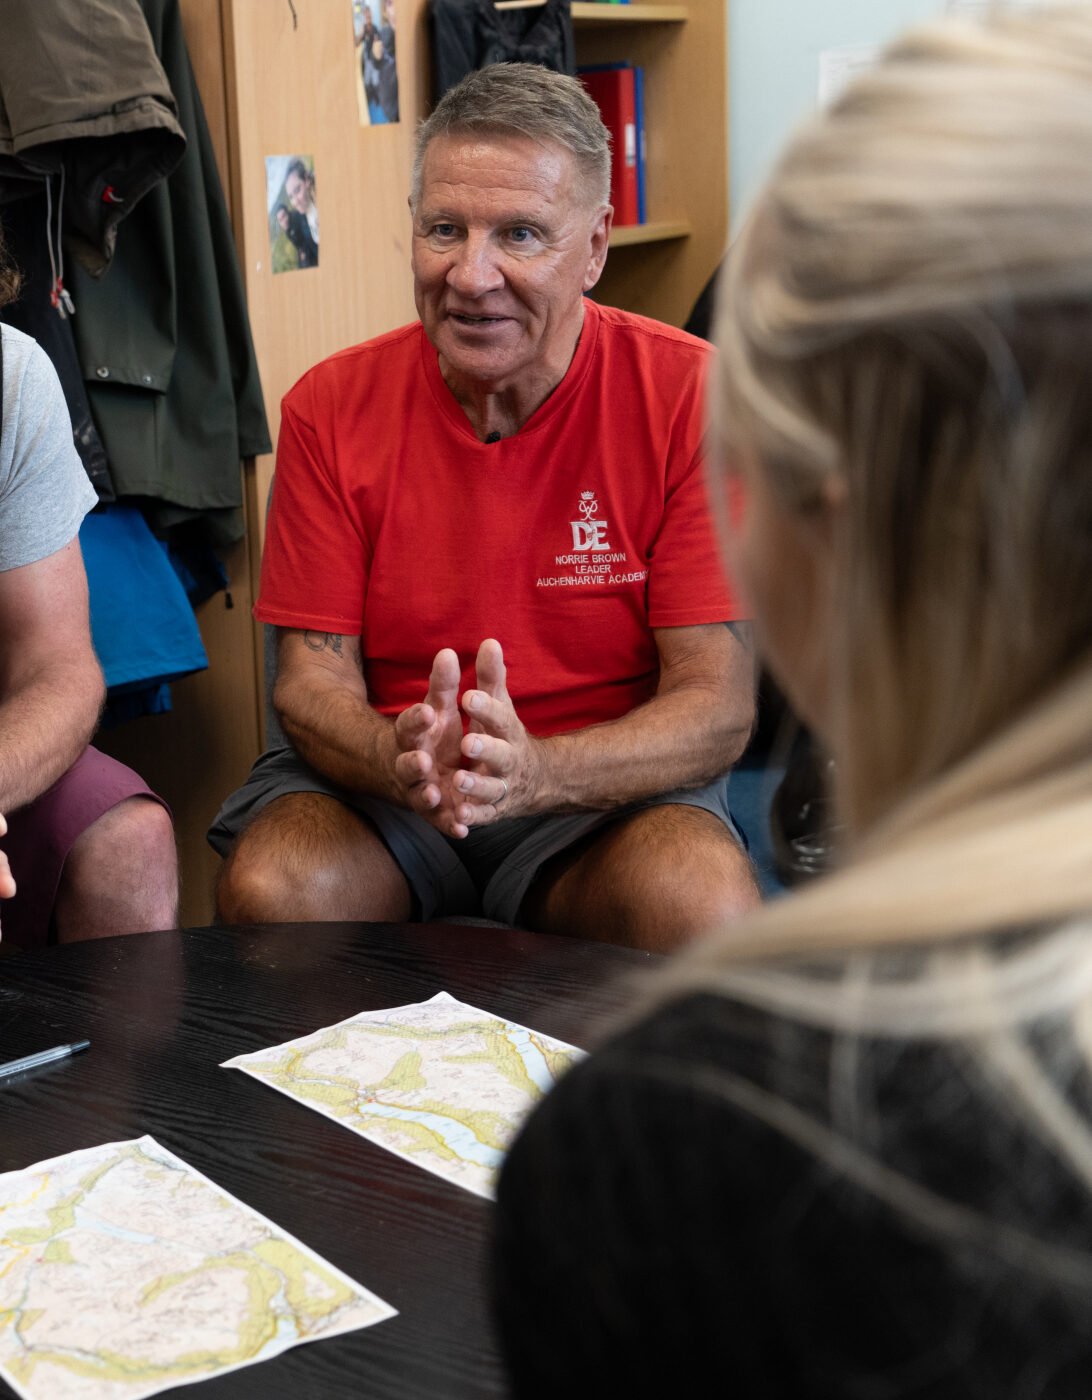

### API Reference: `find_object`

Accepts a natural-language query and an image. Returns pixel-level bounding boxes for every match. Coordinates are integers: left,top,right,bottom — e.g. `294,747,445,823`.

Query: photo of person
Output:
266,154,319,274
352,0,399,126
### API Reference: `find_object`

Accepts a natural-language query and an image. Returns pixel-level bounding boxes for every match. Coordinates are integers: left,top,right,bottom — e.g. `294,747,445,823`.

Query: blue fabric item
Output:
80,505,208,693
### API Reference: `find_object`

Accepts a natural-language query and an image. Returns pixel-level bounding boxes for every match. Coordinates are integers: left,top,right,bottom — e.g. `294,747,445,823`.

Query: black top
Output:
493,986,1092,1398
430,0,575,102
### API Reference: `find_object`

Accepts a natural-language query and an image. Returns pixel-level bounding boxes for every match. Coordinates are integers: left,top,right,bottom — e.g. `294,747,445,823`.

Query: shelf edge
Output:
609,220,692,248
572,4,689,25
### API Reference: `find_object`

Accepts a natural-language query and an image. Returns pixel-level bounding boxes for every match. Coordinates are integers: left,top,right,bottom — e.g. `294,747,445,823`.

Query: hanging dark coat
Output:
0,0,187,500
0,0,185,276
68,0,271,545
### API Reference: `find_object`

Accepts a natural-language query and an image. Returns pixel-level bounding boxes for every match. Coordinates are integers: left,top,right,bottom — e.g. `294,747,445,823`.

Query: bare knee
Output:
528,805,761,953
57,797,179,940
216,837,343,924
215,795,411,925
691,833,763,923
618,815,759,943
67,798,177,890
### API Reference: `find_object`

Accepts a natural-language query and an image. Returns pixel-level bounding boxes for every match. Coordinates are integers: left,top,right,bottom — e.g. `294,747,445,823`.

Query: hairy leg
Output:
520,804,761,954
54,797,179,942
215,791,412,924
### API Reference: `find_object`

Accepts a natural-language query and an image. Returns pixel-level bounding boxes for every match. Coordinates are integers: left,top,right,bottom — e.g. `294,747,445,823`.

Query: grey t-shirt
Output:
0,323,97,571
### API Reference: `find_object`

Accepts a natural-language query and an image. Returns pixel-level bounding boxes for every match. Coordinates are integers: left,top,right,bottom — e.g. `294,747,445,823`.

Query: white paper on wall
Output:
817,44,880,107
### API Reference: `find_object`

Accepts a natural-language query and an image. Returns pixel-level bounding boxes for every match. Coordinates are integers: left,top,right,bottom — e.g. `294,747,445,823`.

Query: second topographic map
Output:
222,991,584,1199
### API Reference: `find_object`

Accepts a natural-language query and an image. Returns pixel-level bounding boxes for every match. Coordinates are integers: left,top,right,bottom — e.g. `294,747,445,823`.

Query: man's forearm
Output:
524,684,752,815
272,626,755,828
0,667,103,813
455,625,756,825
275,667,403,803
276,633,491,840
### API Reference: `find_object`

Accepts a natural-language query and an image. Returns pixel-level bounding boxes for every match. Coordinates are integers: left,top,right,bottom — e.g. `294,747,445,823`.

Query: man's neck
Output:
439,315,585,444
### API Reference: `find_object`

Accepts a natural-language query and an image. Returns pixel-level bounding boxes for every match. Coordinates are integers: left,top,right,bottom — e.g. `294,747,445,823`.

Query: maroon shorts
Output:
1,746,168,949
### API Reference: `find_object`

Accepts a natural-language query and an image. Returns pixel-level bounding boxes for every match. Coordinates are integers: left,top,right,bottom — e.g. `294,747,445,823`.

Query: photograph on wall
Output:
266,154,319,274
352,0,400,126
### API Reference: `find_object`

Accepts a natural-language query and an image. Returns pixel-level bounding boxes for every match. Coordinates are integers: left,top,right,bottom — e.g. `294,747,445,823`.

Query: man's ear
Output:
583,205,613,293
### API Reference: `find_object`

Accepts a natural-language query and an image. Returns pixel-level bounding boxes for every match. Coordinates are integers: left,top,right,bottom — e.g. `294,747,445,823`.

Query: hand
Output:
392,649,479,838
0,813,16,925
454,639,544,828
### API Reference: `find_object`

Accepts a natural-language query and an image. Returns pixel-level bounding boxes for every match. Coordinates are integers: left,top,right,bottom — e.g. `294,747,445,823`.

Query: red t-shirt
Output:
257,299,741,737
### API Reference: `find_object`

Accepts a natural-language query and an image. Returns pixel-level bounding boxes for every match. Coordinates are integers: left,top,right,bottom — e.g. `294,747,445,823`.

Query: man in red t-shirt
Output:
210,64,759,951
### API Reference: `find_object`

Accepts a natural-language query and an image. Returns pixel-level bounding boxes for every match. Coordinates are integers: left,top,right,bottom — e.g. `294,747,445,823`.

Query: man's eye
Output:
431,223,457,238
508,227,536,244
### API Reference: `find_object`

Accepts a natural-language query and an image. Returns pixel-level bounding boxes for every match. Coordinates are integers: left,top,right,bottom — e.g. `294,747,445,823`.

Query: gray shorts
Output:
208,745,745,926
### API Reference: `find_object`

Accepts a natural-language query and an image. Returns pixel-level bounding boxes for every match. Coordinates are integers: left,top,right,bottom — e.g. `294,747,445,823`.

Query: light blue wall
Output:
729,0,944,230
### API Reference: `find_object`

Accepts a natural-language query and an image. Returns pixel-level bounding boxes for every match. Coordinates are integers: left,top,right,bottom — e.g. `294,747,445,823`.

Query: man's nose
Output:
446,236,504,296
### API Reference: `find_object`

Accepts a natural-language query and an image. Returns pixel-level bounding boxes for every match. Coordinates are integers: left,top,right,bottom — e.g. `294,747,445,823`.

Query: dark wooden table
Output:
0,920,654,1399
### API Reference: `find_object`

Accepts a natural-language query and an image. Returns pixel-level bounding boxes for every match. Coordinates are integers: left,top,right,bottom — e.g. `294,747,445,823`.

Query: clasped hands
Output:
0,813,16,935
392,639,541,839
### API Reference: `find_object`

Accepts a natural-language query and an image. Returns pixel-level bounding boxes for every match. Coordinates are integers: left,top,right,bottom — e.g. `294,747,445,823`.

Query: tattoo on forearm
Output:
724,621,754,650
303,631,344,657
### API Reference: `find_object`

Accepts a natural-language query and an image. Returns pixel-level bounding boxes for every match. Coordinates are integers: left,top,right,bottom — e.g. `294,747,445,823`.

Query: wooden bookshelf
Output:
578,0,727,327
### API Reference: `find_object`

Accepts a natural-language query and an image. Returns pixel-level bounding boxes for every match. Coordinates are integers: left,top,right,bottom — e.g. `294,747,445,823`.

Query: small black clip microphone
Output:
485,431,501,444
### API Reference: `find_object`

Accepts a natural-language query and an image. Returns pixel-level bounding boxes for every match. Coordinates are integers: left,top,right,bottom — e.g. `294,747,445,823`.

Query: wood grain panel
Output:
225,0,430,549
179,0,231,204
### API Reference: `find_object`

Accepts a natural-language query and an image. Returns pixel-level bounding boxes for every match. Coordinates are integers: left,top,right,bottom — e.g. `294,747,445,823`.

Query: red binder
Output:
579,66,640,226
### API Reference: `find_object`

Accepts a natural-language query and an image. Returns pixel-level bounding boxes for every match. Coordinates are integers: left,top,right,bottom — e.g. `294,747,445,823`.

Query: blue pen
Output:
0,1040,91,1080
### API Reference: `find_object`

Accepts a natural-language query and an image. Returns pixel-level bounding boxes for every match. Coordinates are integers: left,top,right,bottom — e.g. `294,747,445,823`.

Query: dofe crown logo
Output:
570,491,612,552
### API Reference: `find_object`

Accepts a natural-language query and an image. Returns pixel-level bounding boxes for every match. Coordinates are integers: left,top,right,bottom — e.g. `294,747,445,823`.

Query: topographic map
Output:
0,1136,394,1400
223,992,584,1199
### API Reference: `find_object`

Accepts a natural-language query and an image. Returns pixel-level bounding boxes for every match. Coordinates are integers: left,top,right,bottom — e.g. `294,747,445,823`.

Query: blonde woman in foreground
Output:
492,7,1092,1395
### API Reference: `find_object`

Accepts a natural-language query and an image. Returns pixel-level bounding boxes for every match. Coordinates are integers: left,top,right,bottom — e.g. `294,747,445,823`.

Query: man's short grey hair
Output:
411,63,611,209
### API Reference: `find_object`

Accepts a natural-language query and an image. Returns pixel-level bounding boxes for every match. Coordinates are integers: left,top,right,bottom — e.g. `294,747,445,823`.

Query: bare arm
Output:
0,539,105,813
455,623,756,821
272,629,402,801
532,622,755,811
274,622,755,833
273,627,473,838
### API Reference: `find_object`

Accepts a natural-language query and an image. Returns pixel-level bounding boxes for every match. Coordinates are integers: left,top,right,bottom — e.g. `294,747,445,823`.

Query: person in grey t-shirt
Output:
0,239,179,948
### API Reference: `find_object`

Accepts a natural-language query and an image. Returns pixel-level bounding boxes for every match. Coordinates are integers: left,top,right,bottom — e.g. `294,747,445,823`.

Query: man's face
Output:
411,134,610,393
286,170,311,214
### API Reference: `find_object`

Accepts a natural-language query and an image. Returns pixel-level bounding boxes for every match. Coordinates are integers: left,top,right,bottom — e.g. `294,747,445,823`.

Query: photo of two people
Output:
354,0,400,126
266,155,319,275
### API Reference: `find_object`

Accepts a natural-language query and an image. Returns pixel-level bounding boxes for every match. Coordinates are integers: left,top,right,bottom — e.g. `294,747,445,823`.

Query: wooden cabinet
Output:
574,2,727,328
